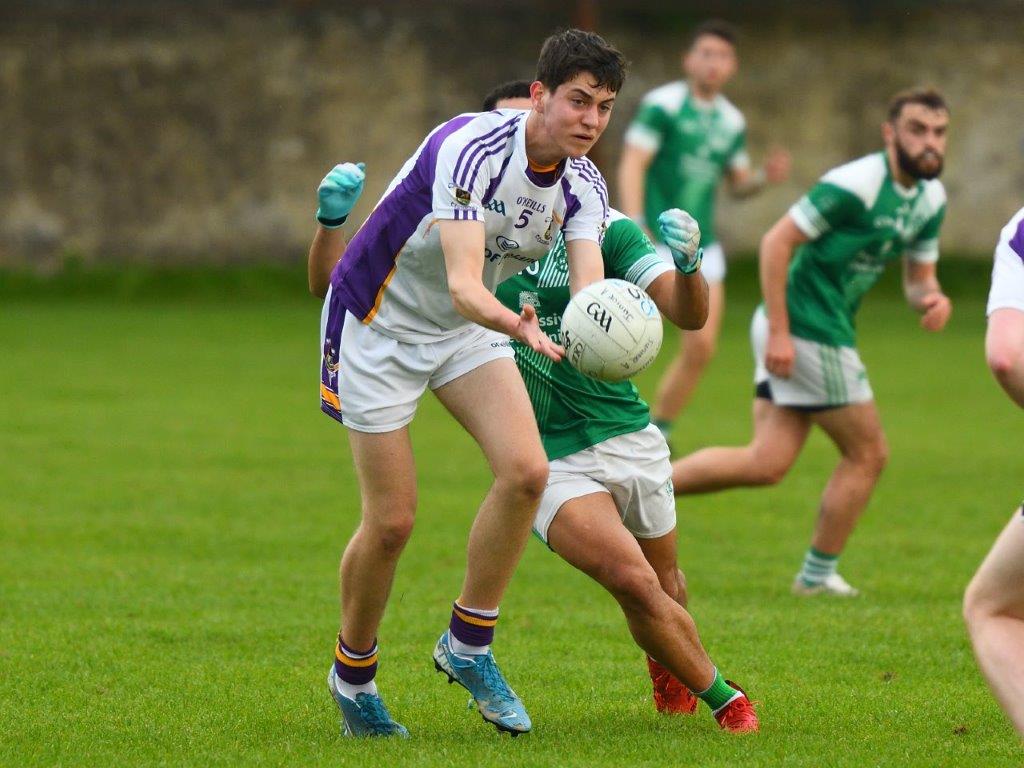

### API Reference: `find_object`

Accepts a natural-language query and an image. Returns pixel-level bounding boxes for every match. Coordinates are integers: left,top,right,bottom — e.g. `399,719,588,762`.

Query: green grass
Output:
1,261,1021,766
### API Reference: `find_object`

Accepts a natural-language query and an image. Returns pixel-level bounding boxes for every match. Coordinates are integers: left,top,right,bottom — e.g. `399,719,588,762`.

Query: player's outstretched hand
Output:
657,209,703,274
515,304,564,362
920,292,952,332
765,330,796,378
316,162,366,228
764,147,791,184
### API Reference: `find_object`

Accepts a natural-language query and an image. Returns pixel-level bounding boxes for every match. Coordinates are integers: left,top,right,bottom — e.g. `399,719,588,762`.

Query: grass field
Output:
1,262,1021,766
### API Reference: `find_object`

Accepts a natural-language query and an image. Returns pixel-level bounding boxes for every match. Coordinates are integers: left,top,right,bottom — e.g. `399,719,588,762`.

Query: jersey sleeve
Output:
603,218,673,290
430,127,504,222
727,128,751,172
562,167,610,245
987,211,1024,316
623,101,670,154
788,182,866,240
905,205,945,264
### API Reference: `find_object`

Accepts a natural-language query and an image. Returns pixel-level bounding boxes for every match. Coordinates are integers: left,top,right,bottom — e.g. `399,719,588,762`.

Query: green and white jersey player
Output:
672,88,953,597
495,207,760,731
618,20,791,445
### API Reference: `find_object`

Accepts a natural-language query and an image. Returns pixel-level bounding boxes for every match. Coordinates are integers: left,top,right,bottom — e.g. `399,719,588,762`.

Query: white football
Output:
560,278,663,382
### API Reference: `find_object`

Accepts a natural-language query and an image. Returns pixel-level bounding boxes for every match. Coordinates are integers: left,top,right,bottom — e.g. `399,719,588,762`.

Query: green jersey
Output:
785,152,946,347
625,81,749,246
495,212,674,461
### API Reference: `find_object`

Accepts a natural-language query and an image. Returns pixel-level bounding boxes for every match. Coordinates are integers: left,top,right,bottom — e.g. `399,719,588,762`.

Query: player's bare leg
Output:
329,425,417,736
653,281,725,438
672,397,811,494
964,509,1024,737
636,531,698,714
548,494,713,690
790,401,888,596
809,402,888,554
430,357,547,734
433,358,548,609
547,494,756,728
340,426,418,650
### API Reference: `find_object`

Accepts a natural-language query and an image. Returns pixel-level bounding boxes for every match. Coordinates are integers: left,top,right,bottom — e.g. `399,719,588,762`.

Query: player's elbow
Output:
986,343,1020,380
309,277,328,299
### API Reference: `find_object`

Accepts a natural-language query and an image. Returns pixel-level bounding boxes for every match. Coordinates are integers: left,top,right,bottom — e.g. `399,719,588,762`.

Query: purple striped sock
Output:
333,635,378,686
449,602,498,647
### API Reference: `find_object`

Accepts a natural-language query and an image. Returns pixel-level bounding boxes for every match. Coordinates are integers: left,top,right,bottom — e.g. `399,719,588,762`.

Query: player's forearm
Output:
664,272,709,330
904,274,942,313
729,168,767,199
759,230,792,333
447,276,520,336
308,225,348,298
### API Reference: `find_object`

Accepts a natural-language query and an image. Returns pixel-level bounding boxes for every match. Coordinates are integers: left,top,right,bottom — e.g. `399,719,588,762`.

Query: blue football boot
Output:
432,631,531,735
327,666,409,738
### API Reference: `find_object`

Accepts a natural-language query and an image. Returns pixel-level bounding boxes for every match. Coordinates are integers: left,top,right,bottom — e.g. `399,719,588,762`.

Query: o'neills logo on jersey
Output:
516,196,547,213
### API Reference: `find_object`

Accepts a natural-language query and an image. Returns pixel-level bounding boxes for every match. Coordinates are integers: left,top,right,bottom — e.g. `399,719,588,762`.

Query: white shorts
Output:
750,306,873,408
655,241,726,283
533,424,676,544
319,286,514,432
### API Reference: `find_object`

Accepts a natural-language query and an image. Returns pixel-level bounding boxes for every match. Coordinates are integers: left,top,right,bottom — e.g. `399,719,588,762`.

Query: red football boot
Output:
713,682,759,733
646,657,698,715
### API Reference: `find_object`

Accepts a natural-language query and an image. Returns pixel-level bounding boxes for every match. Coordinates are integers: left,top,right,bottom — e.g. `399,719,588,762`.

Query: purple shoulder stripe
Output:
464,124,519,193
1010,215,1024,263
559,177,582,232
330,114,476,320
569,158,610,218
453,115,521,189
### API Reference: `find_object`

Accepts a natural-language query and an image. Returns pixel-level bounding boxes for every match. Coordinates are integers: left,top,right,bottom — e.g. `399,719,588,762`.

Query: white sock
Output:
336,678,378,698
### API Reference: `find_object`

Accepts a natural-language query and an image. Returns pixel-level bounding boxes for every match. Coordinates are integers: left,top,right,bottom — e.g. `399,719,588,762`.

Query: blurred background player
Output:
495,207,758,732
482,80,534,111
311,29,626,737
963,205,1024,737
671,88,952,597
617,19,790,448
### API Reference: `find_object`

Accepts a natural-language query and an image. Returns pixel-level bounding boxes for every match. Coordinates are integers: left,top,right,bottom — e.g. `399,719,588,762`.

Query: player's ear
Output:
881,120,895,146
530,80,546,113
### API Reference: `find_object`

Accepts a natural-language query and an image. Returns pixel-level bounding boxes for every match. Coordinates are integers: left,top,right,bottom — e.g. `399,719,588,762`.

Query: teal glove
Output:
657,208,703,275
316,162,366,228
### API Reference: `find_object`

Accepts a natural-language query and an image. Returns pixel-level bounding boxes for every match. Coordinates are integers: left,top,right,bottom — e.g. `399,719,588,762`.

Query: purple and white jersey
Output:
329,109,610,342
987,206,1024,317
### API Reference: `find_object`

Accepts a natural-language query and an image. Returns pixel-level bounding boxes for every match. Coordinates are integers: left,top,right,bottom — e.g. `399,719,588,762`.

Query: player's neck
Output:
885,147,918,190
525,110,567,167
687,78,719,103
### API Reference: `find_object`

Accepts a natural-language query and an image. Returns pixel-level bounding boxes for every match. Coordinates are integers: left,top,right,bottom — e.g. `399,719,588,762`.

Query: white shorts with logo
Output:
656,241,726,284
750,306,873,408
319,286,514,433
533,423,676,544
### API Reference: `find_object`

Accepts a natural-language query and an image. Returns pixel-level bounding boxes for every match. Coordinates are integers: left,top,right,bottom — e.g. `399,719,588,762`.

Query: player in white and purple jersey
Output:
964,206,1024,737
309,29,627,739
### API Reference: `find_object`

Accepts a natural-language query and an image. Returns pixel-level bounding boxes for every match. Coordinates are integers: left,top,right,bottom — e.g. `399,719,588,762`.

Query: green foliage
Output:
0,267,1019,766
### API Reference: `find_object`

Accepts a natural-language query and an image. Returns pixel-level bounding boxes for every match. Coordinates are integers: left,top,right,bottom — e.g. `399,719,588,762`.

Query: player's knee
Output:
684,336,716,369
749,446,791,486
860,438,889,477
605,564,663,614
499,454,549,500
367,514,416,554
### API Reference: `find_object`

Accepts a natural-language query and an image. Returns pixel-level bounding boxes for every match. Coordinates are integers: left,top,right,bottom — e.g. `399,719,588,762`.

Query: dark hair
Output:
887,87,949,122
535,28,627,94
482,80,533,111
688,19,738,50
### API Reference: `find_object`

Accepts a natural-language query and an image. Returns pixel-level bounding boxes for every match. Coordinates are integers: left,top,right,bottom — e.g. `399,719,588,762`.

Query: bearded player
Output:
671,87,952,597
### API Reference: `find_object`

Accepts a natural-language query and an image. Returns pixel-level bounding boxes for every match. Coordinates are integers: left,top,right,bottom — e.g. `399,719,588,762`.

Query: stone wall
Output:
1,1,1021,266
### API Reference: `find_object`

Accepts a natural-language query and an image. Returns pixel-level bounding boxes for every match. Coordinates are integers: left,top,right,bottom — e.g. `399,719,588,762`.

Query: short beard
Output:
895,142,944,180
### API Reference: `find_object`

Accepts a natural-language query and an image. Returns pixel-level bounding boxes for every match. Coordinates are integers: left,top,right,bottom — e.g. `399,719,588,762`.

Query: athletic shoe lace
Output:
478,654,516,707
355,693,399,733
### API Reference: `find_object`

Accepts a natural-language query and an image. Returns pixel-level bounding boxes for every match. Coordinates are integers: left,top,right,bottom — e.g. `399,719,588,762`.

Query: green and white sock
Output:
695,668,741,713
798,546,839,587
